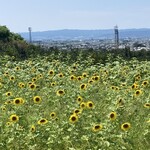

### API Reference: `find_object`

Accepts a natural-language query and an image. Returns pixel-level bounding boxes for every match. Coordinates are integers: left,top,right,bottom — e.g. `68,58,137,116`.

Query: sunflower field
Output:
0,54,149,150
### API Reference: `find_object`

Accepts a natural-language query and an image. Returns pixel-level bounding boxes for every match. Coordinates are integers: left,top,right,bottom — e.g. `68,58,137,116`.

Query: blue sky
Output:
0,0,150,33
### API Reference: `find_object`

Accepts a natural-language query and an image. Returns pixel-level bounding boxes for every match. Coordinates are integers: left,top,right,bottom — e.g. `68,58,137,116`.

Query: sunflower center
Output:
78,98,81,101
81,104,85,107
49,71,53,74
89,103,93,107
40,119,46,123
81,85,85,89
123,124,129,128
136,91,140,95
118,99,122,103
15,99,20,104
71,116,76,121
51,113,55,117
12,117,17,121
110,114,115,118
30,85,35,88
59,91,64,94
95,125,100,129
95,77,98,80
35,98,40,102
31,127,35,131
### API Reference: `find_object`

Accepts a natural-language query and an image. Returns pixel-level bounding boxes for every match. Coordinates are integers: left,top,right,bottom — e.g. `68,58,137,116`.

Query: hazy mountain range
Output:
20,28,150,41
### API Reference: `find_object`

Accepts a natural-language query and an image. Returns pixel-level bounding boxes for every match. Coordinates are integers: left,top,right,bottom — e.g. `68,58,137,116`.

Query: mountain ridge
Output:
20,28,150,41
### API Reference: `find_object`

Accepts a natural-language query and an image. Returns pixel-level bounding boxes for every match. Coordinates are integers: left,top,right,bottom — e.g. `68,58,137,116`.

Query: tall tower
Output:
28,27,32,43
114,25,119,49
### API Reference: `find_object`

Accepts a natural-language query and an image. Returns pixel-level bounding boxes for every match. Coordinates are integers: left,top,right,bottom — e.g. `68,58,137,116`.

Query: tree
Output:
0,25,10,41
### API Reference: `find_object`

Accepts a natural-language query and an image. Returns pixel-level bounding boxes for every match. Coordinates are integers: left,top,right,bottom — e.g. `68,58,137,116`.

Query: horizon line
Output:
18,27,150,33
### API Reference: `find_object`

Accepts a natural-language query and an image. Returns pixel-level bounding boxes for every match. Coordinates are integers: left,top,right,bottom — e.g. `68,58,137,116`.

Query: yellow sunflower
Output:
76,96,83,104
6,122,12,126
18,82,25,88
49,70,54,76
73,109,82,115
50,112,56,119
117,98,124,107
80,102,87,109
87,101,94,109
30,125,36,132
9,76,15,81
131,83,138,89
115,87,119,91
5,92,12,96
134,90,142,96
56,90,65,96
94,76,100,81
33,96,42,104
15,66,20,71
4,72,9,76
142,81,149,87
13,98,23,105
58,73,64,77
88,79,94,84
15,67,20,71
5,100,13,105
9,114,19,123
1,106,6,112
77,76,83,81
82,72,88,78
37,118,48,125
135,75,141,81
144,103,150,108
32,77,37,82
70,75,76,80
21,83,25,88
29,83,36,90
111,86,116,90
109,112,117,121
80,83,87,90
69,114,78,123
51,82,56,86
92,124,103,132
37,74,43,79
121,122,131,131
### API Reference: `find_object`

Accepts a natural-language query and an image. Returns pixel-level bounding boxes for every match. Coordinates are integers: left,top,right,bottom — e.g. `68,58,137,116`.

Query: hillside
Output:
0,25,42,59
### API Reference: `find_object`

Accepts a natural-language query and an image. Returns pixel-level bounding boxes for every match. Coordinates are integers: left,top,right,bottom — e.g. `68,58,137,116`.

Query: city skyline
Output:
0,0,150,33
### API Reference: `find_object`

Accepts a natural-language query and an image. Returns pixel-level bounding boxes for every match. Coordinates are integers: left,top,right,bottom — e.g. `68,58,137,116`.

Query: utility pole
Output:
28,27,32,43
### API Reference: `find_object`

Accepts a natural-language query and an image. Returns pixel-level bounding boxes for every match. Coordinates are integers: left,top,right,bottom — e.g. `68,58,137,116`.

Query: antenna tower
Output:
114,25,119,49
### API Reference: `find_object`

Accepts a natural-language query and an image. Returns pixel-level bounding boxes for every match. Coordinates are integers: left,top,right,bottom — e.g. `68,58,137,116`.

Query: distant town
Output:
20,27,150,51
31,38,150,51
